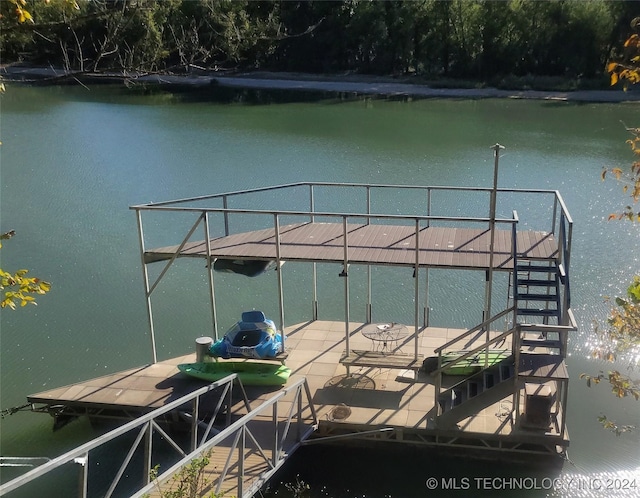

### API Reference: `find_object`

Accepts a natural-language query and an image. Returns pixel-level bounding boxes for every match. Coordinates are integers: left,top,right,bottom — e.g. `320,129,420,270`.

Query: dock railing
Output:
431,306,517,415
0,376,318,498
132,376,318,498
133,182,570,364
431,308,577,428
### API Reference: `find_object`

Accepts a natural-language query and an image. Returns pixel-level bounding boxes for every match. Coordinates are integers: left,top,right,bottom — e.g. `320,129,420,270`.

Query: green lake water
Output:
1,84,639,497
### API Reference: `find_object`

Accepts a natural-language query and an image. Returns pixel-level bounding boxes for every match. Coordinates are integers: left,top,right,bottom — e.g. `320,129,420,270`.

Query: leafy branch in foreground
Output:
586,16,640,435
583,278,640,434
604,17,640,222
596,415,637,437
0,230,51,309
601,122,640,222
607,17,640,91
147,450,220,498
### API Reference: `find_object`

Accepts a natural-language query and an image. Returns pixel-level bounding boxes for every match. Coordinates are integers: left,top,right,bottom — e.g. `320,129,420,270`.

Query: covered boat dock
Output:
11,172,577,497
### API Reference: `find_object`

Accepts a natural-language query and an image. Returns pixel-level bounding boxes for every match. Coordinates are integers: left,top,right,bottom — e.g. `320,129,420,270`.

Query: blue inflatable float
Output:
210,310,283,359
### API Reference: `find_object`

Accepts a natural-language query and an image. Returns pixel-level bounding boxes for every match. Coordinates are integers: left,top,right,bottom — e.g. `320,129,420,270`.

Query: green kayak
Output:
178,361,291,386
441,350,510,376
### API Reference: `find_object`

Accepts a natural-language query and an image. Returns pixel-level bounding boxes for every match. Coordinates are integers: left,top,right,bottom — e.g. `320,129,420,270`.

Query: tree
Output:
583,17,640,435
0,231,51,310
604,16,640,222
601,123,640,222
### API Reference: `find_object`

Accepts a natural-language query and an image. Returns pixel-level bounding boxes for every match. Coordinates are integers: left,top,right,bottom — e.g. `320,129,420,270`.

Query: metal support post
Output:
191,397,199,452
484,143,505,338
135,209,158,364
74,455,88,498
204,212,219,339
272,402,279,466
414,219,420,360
342,217,350,356
274,214,286,352
144,423,153,485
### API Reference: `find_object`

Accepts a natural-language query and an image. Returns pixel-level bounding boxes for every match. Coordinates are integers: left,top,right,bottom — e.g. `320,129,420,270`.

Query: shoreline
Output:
3,65,640,103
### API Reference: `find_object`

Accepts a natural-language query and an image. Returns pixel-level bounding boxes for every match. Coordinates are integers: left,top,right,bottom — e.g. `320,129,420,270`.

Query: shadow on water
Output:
16,76,434,106
262,444,566,498
118,82,424,107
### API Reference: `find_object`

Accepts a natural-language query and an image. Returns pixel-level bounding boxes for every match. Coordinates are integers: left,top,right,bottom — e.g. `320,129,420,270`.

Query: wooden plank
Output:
145,223,557,271
340,349,424,369
519,354,569,380
27,356,206,410
358,224,382,262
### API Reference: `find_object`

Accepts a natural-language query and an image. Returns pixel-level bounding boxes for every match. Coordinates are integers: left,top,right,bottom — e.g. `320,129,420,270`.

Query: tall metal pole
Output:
204,212,219,340
135,209,158,364
484,144,505,336
274,214,286,353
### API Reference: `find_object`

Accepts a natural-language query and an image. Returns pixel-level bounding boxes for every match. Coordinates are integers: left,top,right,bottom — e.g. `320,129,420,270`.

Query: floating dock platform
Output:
11,179,577,496
27,320,570,457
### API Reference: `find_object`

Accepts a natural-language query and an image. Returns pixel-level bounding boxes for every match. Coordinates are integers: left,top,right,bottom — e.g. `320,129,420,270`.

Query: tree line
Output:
1,0,638,86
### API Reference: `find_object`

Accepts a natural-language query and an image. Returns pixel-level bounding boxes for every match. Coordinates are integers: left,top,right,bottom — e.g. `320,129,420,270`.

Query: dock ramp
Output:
0,375,317,498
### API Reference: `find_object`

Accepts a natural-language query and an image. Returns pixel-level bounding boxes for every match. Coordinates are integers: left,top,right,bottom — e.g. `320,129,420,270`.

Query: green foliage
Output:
583,16,640,435
596,414,637,437
284,475,311,498
594,278,640,359
583,278,639,434
608,17,640,90
0,230,51,310
148,450,220,498
0,0,634,82
603,18,640,223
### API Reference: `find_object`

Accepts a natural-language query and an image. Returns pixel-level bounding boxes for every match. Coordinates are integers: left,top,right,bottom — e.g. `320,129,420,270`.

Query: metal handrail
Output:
432,311,578,416
1,375,318,498
0,375,237,497
130,181,570,209
434,306,516,354
131,204,519,225
132,183,567,364
131,376,318,498
432,326,516,379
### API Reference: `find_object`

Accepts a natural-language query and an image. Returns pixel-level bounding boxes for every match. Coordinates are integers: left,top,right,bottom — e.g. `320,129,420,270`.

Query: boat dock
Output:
25,320,570,454
5,178,577,497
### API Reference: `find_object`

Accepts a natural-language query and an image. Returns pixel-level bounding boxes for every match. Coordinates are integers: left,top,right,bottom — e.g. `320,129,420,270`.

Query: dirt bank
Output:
3,66,639,103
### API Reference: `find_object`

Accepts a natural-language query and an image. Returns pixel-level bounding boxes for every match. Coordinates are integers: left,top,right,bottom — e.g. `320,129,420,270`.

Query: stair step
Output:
521,339,563,349
517,279,558,287
436,378,515,428
516,264,557,273
518,308,559,317
515,293,558,301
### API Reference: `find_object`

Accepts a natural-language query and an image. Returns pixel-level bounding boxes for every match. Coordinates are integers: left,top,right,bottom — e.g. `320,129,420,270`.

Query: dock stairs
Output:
436,356,515,428
434,256,570,428
513,256,565,354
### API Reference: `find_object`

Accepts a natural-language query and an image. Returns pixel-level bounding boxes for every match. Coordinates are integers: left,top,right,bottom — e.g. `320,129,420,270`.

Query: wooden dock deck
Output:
143,222,558,270
28,321,569,464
